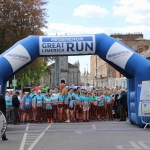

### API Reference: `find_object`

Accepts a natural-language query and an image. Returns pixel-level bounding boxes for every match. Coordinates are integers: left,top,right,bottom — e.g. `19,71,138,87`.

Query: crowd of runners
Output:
5,85,128,124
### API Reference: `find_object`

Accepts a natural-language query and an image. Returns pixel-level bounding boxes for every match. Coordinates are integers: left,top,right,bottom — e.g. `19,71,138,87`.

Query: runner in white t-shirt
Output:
51,88,59,122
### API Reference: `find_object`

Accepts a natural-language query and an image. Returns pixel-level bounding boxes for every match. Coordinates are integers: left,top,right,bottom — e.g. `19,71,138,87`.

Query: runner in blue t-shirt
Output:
69,95,75,122
97,95,105,120
44,94,53,123
64,90,70,123
57,90,65,122
82,92,90,122
72,89,80,121
34,91,44,123
106,91,113,120
29,89,35,99
22,92,32,124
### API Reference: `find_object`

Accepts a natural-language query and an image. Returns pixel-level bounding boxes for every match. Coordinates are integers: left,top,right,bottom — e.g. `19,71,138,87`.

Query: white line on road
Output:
19,125,29,150
137,141,150,149
116,141,141,149
92,124,96,130
26,137,38,139
75,131,82,134
27,125,51,150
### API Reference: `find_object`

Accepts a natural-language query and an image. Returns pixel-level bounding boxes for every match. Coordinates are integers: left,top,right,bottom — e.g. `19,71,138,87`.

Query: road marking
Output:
27,125,51,150
92,124,96,130
27,137,38,139
19,125,29,150
117,141,150,149
74,131,82,134
137,141,150,149
116,141,142,149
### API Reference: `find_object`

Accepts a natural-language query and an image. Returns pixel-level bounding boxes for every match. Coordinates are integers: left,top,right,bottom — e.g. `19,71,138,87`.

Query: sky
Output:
43,0,150,74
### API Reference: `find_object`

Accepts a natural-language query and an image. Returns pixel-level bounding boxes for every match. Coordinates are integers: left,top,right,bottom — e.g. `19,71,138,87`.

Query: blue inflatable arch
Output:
0,33,150,127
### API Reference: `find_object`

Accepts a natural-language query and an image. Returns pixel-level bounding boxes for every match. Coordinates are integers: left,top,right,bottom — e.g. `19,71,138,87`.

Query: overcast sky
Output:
44,0,150,74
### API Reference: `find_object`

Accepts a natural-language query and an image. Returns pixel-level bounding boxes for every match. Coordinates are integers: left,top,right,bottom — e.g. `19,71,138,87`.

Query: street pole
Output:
86,64,88,85
28,66,31,87
55,57,60,88
14,75,15,91
96,55,98,89
110,66,112,88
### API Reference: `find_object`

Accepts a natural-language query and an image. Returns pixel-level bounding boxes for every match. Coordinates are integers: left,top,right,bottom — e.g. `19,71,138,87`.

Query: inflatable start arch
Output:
0,33,150,127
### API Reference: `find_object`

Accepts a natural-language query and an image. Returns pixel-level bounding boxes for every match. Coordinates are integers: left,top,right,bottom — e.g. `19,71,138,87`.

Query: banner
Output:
138,81,150,116
39,35,96,55
3,44,31,72
106,42,134,69
140,81,150,100
137,81,142,116
139,101,150,116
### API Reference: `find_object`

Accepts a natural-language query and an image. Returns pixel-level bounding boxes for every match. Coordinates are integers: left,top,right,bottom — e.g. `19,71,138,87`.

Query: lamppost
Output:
84,68,86,89
95,55,98,89
55,57,60,88
108,65,112,87
28,66,31,87
86,64,88,86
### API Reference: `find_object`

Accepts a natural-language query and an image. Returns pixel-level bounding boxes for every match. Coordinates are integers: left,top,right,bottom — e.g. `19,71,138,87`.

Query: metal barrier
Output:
140,101,150,129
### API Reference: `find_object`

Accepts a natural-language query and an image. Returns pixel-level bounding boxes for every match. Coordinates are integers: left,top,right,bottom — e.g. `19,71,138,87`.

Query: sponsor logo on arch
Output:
39,35,96,55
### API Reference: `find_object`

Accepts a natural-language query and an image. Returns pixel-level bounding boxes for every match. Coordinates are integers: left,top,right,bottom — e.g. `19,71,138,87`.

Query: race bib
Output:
84,102,88,107
107,100,111,104
64,101,68,104
25,102,29,105
46,104,52,110
54,96,58,100
37,101,42,104
58,101,63,104
69,103,74,108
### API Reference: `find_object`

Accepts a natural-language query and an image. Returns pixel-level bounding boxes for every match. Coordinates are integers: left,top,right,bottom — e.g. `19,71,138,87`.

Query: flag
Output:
84,68,86,75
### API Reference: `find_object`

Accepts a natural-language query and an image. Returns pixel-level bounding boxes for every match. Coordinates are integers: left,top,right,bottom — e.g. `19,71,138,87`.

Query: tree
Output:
0,0,50,87
0,0,48,53
15,57,48,88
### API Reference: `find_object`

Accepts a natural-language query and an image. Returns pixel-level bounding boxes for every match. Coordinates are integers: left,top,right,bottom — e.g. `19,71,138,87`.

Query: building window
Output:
116,81,118,86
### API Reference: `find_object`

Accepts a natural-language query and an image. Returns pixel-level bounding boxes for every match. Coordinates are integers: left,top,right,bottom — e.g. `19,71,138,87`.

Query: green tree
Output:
15,58,48,88
0,0,48,53
0,0,50,87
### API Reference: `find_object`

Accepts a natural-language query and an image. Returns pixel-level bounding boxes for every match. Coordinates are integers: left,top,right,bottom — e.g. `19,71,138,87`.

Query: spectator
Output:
5,91,13,124
12,92,20,125
117,89,127,121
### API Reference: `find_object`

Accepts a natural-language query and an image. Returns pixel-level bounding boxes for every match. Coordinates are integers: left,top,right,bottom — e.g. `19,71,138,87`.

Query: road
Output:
0,121,150,150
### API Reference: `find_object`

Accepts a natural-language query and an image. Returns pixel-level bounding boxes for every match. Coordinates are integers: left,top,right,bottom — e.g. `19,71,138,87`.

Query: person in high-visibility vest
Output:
42,84,49,93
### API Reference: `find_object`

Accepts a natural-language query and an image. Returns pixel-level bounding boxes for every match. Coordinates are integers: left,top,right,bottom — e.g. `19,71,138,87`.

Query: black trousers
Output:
2,133,6,139
120,106,126,121
12,107,19,124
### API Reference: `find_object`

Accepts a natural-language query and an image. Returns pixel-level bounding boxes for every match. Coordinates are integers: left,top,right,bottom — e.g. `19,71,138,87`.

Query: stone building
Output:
90,33,150,89
90,55,116,89
42,56,80,88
